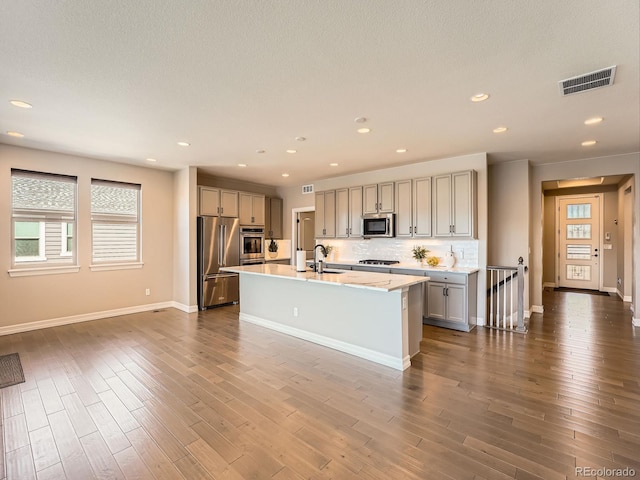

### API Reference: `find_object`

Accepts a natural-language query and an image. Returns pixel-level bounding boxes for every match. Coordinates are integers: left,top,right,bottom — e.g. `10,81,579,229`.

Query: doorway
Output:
291,207,315,261
556,195,601,290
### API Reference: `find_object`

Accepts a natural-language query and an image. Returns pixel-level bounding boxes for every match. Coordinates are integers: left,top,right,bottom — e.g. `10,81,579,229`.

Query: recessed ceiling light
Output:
256,149,266,154
357,127,371,134
493,127,508,133
286,149,297,154
354,117,367,123
177,141,190,147
584,117,603,125
7,131,24,138
471,93,489,102
396,148,407,153
238,163,247,167
295,136,306,142
581,140,597,146
282,173,290,177
329,163,338,166
10,100,32,109
146,158,157,162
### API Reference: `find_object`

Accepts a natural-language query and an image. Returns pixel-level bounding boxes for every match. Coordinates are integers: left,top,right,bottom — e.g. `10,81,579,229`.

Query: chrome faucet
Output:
313,244,327,273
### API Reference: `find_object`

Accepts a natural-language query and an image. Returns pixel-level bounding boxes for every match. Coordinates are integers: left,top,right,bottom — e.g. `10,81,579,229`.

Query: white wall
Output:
530,153,639,319
0,145,175,330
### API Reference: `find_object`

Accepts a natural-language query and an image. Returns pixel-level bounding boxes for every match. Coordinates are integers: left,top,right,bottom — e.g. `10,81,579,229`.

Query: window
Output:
91,179,141,264
11,169,77,267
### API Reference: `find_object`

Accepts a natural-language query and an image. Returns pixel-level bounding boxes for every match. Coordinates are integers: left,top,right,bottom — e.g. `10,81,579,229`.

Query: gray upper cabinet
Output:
239,192,265,225
395,177,432,238
363,182,394,214
335,188,349,238
265,197,283,239
348,186,363,237
433,170,476,238
315,190,336,238
199,186,239,217
336,187,363,238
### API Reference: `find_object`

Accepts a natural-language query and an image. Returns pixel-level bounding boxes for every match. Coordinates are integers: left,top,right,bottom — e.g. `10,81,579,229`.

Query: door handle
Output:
592,253,598,257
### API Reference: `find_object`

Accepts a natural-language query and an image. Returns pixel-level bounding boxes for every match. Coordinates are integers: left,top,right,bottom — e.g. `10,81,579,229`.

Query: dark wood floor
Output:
1,290,638,479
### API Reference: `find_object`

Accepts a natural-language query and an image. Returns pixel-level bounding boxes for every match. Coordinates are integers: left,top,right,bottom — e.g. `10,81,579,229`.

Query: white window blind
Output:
91,179,141,263
11,169,77,266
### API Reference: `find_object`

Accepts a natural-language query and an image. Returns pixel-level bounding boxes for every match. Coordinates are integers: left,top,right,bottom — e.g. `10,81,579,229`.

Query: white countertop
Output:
312,259,479,275
221,263,429,292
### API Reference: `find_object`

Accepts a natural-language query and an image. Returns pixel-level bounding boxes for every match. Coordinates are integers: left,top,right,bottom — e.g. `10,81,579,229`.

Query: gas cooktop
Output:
358,259,400,265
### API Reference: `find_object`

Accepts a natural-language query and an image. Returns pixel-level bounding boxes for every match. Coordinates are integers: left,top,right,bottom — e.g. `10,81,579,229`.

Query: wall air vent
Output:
301,184,314,194
559,66,616,96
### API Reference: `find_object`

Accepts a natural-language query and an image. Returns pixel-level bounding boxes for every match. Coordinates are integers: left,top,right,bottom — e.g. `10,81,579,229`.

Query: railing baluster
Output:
486,259,528,333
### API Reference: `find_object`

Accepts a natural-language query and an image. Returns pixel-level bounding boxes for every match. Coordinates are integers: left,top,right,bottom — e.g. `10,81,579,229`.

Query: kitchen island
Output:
220,264,429,370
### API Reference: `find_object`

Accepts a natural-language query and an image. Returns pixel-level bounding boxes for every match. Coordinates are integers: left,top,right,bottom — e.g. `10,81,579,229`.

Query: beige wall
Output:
619,176,634,299
0,145,175,328
173,167,198,309
530,153,639,316
487,159,530,310
197,172,278,197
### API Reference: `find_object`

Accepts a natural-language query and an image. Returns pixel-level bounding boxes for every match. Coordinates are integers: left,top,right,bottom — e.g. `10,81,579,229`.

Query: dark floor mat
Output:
0,353,25,389
553,287,611,296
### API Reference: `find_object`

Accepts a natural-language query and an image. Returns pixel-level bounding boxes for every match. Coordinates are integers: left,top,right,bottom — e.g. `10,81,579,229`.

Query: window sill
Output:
90,262,144,272
8,265,80,277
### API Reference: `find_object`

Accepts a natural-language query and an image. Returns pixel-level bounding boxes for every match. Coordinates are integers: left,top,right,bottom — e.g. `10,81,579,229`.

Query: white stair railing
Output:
487,257,527,333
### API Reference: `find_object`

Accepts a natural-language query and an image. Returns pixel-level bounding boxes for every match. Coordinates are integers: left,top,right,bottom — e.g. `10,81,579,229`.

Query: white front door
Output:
557,195,600,290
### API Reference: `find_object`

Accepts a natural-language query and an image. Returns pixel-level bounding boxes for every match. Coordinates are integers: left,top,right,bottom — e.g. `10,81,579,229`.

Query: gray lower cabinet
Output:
423,271,477,332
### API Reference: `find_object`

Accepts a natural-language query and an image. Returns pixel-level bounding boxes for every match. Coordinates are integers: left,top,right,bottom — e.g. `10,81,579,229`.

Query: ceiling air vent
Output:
301,184,314,194
559,66,616,96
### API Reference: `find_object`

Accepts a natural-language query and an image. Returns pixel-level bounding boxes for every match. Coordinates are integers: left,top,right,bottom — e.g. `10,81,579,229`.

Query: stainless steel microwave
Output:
361,213,395,238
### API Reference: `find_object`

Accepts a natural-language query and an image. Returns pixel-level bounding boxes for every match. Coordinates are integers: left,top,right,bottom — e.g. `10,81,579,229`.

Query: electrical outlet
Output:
145,288,150,296
293,307,299,317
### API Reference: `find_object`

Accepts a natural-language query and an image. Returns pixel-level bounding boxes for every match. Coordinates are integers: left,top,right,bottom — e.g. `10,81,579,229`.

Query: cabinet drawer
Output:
426,272,466,285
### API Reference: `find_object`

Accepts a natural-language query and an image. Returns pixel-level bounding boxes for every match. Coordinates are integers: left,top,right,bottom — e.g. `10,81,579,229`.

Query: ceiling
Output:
1,1,639,187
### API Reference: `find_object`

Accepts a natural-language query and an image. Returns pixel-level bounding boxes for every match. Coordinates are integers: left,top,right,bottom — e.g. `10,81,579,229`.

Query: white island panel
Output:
223,264,427,370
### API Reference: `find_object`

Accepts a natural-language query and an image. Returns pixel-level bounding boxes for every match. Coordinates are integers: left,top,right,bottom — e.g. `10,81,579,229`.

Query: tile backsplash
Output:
316,237,478,268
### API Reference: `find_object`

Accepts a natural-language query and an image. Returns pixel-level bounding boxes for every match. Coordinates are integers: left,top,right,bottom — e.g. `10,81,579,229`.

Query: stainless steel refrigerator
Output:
198,216,240,309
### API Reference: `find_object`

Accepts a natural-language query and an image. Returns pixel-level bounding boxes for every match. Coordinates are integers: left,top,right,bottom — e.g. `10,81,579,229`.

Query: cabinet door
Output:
395,180,413,237
268,197,283,238
323,190,336,238
451,171,473,237
239,193,253,224
335,189,349,238
199,187,220,216
252,195,265,225
219,190,238,217
433,174,452,236
378,182,395,213
427,282,447,320
315,192,326,237
413,177,432,237
445,284,466,323
362,184,379,214
348,186,363,237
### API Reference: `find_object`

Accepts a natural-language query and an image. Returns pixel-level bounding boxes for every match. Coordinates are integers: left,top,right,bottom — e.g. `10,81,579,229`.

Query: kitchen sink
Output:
320,270,344,274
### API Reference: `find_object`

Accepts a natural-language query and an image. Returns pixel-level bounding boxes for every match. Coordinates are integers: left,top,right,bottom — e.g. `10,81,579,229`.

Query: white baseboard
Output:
239,312,409,371
0,301,175,337
531,305,544,314
616,289,632,302
476,315,485,327
543,282,557,288
633,317,640,327
171,302,199,313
